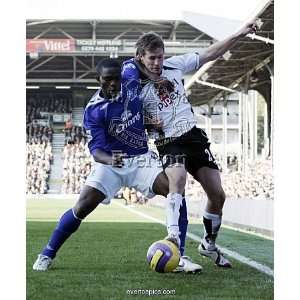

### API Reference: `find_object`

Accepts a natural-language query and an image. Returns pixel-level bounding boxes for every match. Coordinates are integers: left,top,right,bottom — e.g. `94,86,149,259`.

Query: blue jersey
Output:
83,80,148,157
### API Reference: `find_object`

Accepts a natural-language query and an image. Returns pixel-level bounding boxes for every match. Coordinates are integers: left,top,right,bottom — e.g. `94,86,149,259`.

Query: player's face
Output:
99,67,121,99
140,48,164,75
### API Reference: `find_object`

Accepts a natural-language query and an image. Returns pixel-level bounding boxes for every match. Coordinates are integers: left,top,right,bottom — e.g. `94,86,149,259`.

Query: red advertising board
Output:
26,39,75,53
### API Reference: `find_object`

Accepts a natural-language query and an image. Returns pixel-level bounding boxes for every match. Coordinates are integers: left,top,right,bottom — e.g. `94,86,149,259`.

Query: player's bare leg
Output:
33,186,105,271
152,171,169,196
73,185,106,219
194,167,225,214
193,167,231,267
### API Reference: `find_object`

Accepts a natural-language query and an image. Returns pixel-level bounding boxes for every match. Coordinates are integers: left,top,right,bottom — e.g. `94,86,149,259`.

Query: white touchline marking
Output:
114,201,274,277
221,224,274,241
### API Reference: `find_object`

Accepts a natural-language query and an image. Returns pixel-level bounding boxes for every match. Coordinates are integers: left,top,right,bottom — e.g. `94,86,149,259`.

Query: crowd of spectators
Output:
26,95,72,124
26,126,53,194
186,159,273,201
61,126,91,194
222,159,274,200
64,126,88,145
26,124,53,144
26,94,76,194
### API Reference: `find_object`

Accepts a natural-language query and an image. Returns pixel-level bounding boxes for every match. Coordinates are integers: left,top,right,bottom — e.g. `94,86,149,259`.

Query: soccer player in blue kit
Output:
33,58,202,273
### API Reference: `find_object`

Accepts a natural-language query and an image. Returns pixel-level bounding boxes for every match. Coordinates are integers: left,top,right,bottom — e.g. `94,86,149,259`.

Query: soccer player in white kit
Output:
124,21,258,267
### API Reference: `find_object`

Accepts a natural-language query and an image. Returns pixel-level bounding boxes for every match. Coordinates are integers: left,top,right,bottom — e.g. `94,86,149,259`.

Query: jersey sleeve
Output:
121,59,141,101
164,51,206,74
83,105,107,155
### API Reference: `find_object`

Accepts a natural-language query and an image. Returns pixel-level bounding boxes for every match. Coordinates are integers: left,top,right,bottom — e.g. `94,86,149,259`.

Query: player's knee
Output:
152,172,169,196
74,195,97,219
73,201,87,219
160,184,169,196
213,189,226,208
207,188,226,210
219,189,226,205
168,173,186,191
216,189,226,203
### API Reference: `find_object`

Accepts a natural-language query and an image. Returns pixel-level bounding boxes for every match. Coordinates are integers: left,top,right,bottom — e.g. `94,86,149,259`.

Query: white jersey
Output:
141,52,204,139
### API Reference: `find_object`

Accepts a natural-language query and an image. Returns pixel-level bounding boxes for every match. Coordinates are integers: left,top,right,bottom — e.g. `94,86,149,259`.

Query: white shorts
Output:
85,151,163,204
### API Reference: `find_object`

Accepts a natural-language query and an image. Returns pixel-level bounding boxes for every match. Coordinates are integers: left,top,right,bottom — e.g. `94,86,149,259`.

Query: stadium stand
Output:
186,159,273,201
26,125,53,194
26,94,72,124
61,126,92,194
222,159,274,200
64,125,88,145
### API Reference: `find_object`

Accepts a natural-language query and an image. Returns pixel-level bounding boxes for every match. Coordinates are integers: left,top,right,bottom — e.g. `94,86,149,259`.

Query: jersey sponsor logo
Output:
156,79,181,111
120,110,133,122
158,96,173,111
112,110,141,134
108,110,146,148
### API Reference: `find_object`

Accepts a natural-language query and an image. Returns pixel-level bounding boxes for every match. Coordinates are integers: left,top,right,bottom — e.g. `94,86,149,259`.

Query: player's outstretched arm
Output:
199,20,258,65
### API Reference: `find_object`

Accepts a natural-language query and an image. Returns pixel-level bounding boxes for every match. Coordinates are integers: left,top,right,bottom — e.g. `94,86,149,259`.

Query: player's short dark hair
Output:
135,32,165,56
95,58,121,75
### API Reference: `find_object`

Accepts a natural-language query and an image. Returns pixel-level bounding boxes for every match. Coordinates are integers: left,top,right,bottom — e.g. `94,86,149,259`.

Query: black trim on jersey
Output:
162,65,178,70
140,73,150,88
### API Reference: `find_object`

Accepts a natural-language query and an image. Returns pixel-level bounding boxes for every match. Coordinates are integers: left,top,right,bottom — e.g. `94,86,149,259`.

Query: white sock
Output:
166,193,182,236
203,211,222,242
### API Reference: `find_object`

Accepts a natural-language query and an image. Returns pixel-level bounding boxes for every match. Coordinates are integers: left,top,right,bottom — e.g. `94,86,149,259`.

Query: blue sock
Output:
178,197,188,256
41,208,82,259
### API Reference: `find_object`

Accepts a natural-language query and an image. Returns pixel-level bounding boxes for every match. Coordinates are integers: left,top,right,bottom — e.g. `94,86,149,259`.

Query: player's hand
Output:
111,152,126,168
237,20,258,37
154,78,175,94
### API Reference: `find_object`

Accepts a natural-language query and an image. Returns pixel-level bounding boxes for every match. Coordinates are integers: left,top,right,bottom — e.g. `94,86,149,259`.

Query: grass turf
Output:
27,198,273,299
27,221,273,300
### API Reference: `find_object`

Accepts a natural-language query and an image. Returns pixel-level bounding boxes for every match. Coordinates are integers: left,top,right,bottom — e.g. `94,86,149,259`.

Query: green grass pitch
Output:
27,198,274,300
